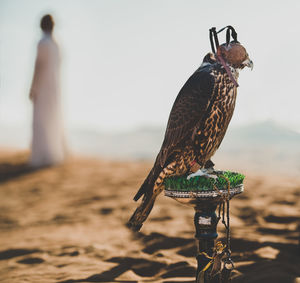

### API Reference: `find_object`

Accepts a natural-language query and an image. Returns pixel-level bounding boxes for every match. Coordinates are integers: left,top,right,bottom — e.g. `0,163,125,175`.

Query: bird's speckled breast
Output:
194,68,237,164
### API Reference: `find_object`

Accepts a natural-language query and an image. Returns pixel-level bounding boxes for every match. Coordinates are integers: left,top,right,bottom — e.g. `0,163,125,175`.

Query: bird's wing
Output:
133,66,216,202
157,68,215,167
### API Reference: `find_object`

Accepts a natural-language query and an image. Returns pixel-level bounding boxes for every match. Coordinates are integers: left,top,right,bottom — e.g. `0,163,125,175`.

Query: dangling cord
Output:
222,176,232,259
226,197,231,253
225,176,231,252
214,176,232,255
218,201,222,222
219,176,234,281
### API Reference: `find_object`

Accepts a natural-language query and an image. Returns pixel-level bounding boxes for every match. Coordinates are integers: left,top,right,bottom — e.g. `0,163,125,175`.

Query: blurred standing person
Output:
29,14,66,167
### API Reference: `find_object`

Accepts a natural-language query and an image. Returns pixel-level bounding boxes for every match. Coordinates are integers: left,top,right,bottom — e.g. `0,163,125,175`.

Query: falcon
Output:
128,26,253,231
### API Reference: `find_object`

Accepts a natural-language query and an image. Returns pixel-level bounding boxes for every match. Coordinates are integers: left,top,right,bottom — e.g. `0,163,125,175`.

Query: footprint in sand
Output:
17,257,45,264
0,248,41,260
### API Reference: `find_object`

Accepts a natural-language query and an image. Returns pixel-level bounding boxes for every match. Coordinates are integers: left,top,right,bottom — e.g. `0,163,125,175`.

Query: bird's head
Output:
217,42,253,70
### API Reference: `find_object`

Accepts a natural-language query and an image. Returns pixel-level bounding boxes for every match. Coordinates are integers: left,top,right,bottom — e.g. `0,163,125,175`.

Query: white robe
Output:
29,34,66,167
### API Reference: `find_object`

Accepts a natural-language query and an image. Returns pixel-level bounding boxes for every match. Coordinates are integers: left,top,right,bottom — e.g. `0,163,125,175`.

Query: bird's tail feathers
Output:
133,165,161,201
127,191,157,231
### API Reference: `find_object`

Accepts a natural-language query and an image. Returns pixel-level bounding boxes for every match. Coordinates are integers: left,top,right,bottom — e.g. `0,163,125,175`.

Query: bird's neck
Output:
230,65,239,80
216,55,239,87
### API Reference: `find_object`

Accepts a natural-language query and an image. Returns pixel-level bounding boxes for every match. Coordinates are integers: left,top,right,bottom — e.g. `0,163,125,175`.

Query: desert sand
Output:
0,150,299,283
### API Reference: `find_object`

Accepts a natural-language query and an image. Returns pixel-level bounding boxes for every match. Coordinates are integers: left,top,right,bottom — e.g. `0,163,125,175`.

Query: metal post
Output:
164,172,244,283
194,204,219,283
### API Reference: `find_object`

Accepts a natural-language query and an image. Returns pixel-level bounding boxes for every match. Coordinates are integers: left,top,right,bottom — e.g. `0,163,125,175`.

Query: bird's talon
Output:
209,174,218,179
187,169,218,180
200,173,218,179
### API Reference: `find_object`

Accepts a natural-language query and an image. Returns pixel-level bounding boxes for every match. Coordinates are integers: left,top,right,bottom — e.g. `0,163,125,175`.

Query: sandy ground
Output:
0,150,299,283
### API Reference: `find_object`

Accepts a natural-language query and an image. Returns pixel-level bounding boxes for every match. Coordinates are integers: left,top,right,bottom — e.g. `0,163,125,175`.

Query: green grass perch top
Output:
164,171,245,192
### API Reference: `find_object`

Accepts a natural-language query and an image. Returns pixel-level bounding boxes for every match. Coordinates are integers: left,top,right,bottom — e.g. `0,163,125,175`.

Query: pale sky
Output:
0,0,300,133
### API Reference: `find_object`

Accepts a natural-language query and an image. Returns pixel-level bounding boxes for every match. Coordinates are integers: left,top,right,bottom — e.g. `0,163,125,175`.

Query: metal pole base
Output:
164,178,243,282
194,205,219,283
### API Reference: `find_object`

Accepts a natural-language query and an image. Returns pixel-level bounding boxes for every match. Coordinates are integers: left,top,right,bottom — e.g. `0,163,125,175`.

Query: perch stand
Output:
164,171,244,283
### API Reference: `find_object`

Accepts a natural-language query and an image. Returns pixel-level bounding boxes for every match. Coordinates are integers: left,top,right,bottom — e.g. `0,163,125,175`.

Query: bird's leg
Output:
187,160,217,180
204,159,215,171
203,159,216,174
187,168,218,180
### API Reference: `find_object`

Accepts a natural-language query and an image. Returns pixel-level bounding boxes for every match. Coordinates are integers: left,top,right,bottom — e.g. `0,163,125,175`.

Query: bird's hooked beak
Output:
242,57,254,70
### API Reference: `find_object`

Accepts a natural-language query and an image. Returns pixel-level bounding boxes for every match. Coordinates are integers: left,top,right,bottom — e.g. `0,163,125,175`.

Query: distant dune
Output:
1,120,300,175
216,121,300,176
69,121,300,176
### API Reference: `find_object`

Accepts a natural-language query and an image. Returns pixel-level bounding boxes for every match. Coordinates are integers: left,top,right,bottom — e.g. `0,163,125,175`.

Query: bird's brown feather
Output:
129,53,241,231
133,67,215,202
